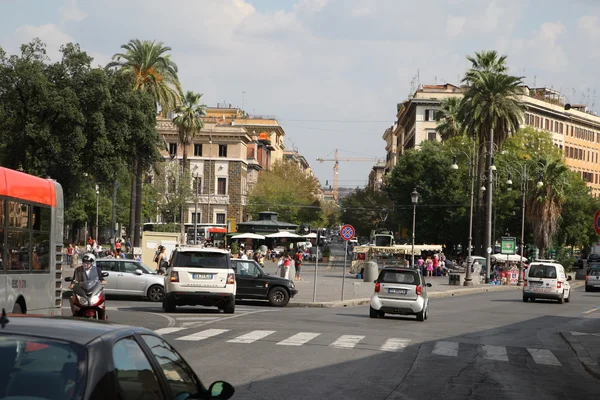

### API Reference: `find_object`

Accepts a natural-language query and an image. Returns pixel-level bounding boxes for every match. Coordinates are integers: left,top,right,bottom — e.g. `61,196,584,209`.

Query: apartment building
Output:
283,150,313,177
368,163,386,191
385,84,600,196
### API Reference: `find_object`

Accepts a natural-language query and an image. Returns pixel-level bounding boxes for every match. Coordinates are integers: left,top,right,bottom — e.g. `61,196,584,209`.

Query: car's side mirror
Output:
208,381,235,399
134,269,143,276
567,276,572,281
101,272,109,278
426,283,433,287
64,277,72,282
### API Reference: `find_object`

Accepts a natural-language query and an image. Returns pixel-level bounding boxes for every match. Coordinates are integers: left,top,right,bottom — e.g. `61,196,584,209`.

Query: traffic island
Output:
560,331,600,381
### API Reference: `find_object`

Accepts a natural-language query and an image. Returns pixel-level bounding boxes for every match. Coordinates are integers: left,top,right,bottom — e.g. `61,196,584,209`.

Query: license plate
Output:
388,288,407,294
529,281,542,286
192,273,213,280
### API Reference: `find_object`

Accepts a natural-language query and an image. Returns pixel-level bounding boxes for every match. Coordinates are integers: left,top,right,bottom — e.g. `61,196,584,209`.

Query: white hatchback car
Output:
523,260,572,303
370,267,432,321
163,247,237,313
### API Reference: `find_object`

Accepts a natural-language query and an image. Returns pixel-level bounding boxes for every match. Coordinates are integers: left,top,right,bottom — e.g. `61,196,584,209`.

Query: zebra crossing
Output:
156,327,566,366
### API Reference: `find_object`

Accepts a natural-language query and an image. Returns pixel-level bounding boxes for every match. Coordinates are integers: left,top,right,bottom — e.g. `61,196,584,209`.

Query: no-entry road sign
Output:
340,224,355,241
594,209,600,236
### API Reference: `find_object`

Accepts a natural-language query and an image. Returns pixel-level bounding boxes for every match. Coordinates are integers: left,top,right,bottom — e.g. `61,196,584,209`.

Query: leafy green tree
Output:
385,140,469,249
247,160,321,225
340,188,394,237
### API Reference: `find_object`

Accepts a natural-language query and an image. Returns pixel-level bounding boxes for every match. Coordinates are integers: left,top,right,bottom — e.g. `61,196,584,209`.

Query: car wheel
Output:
585,286,590,292
163,296,176,313
416,308,426,322
147,285,165,302
223,298,235,314
268,287,290,307
565,293,570,303
522,296,528,302
369,306,379,318
558,294,564,304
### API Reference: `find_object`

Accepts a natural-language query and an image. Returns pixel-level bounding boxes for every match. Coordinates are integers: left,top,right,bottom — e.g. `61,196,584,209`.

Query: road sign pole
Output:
342,240,348,301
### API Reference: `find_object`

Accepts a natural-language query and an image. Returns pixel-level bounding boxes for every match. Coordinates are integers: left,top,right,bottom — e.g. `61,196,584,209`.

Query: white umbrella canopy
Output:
231,233,265,240
265,231,301,238
303,232,318,238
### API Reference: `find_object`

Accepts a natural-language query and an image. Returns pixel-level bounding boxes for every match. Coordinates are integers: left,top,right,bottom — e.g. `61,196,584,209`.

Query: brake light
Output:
416,285,422,296
586,276,589,281
557,281,562,289
524,281,527,287
374,282,380,292
170,271,179,282
226,273,235,285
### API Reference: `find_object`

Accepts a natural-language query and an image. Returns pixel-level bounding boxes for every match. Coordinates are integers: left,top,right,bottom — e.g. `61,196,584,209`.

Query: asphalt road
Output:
91,280,600,400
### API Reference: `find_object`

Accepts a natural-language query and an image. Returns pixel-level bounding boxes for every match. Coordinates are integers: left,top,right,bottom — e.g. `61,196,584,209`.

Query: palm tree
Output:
458,51,525,256
107,39,182,112
107,39,182,246
172,91,206,172
436,97,464,141
526,157,570,256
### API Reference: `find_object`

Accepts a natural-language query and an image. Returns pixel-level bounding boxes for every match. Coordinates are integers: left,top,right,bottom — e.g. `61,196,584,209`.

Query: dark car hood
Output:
261,274,292,284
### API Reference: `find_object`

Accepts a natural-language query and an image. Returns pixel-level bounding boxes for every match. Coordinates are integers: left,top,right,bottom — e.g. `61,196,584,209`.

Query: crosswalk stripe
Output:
432,341,459,357
227,330,276,344
276,332,320,346
175,317,221,321
154,327,187,335
527,348,562,366
380,338,411,352
482,345,509,361
330,335,364,349
177,329,229,341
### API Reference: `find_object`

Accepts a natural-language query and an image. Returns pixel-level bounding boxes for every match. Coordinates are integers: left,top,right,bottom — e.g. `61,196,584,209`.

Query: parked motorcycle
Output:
65,269,109,320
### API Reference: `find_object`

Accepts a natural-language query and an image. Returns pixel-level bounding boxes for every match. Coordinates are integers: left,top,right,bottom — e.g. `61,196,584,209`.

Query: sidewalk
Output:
261,261,540,308
560,331,600,380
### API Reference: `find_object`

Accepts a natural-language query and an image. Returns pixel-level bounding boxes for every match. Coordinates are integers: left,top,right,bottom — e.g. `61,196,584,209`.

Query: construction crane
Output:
316,149,382,202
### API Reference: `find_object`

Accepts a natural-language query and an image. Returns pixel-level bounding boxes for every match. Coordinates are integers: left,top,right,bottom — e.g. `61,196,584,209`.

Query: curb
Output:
288,284,523,308
559,331,600,381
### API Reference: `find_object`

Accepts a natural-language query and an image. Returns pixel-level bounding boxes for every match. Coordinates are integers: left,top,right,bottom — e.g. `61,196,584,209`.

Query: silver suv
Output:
370,267,432,321
163,247,236,313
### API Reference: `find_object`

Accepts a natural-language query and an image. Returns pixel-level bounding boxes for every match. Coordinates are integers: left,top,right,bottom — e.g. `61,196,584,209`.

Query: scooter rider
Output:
69,253,107,316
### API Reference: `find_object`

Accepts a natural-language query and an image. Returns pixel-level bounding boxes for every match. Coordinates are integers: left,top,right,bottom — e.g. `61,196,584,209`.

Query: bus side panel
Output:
51,181,65,315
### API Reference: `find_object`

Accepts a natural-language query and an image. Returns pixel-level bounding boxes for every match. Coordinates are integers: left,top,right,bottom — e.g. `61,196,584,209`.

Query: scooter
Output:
65,271,110,320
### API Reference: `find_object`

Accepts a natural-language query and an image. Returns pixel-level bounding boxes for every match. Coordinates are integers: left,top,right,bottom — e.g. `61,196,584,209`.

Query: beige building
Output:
368,163,386,191
386,84,600,196
283,150,313,177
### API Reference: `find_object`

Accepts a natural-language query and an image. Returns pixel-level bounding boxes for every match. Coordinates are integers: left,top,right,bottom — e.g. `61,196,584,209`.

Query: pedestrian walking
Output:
294,250,303,280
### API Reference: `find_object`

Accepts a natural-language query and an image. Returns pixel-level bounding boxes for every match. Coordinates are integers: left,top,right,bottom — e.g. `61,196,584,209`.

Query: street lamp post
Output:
207,134,213,225
410,188,419,268
194,171,200,244
484,129,495,284
506,164,543,286
95,184,100,242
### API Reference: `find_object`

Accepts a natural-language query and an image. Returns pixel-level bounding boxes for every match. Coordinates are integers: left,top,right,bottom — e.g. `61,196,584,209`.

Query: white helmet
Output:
82,253,96,264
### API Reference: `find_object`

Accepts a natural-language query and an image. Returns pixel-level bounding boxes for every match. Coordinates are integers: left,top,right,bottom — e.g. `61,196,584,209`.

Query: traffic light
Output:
550,249,556,259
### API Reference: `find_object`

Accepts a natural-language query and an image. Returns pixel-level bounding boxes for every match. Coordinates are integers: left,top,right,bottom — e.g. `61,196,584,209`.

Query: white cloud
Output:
59,0,88,23
578,16,600,39
13,24,74,61
447,16,466,37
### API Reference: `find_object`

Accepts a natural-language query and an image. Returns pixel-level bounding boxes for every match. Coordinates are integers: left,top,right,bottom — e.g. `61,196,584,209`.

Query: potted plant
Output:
231,242,240,258
321,246,331,263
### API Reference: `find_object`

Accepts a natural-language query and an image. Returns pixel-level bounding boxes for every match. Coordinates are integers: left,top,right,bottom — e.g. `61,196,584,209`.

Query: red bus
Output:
0,166,64,315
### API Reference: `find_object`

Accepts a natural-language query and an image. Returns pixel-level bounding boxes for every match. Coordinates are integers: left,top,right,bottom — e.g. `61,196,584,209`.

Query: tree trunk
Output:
134,161,143,247
473,142,486,256
129,160,137,241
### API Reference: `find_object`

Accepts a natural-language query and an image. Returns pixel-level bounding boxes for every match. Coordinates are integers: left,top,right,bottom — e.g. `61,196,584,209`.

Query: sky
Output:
2,0,600,187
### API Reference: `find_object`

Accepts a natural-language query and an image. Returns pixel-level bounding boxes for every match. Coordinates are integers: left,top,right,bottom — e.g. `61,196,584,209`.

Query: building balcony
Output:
191,195,230,205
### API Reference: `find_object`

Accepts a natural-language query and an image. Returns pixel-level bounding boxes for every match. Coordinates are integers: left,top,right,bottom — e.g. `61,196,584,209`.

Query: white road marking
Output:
380,338,411,352
276,332,320,346
330,335,365,349
481,345,509,361
176,329,229,341
527,348,562,366
432,341,459,357
175,317,221,321
154,327,187,335
227,330,276,344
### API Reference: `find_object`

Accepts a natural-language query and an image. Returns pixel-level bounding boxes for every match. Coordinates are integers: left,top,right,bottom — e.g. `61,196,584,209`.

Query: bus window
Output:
8,202,29,229
7,230,29,271
32,206,51,231
31,233,50,271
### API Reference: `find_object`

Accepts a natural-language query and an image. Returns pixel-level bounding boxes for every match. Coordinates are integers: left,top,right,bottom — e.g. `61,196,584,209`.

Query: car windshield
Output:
0,335,86,400
529,265,558,279
379,270,419,285
590,269,600,277
136,262,154,274
176,252,230,269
